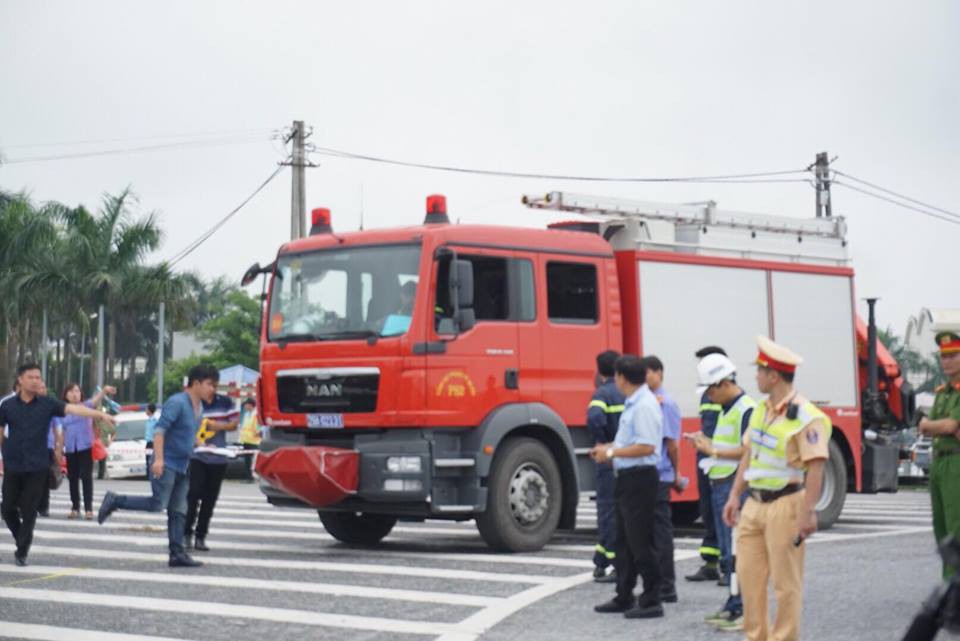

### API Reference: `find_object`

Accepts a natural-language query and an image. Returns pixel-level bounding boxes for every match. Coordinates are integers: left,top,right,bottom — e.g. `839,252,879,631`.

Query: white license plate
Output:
307,414,345,429
130,466,145,475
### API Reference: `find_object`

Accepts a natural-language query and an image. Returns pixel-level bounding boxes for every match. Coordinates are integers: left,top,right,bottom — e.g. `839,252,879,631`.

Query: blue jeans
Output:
593,463,617,569
711,477,745,615
116,467,190,556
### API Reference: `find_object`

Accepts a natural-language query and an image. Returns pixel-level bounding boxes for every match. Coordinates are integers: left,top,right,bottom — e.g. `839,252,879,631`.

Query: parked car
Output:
106,411,149,479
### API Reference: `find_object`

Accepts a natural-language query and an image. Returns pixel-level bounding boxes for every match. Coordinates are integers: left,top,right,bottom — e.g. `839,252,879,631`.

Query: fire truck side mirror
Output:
451,259,475,333
241,262,262,287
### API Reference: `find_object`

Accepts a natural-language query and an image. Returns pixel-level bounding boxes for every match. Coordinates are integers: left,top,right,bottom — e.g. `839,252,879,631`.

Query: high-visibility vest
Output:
701,394,756,480
743,396,831,491
239,412,261,446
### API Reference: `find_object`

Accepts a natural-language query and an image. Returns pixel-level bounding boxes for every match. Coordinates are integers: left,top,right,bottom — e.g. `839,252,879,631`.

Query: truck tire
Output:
815,439,847,530
318,511,397,545
476,437,563,552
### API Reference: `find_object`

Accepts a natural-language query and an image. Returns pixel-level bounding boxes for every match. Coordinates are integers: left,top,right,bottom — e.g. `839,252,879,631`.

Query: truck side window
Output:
546,261,598,323
511,258,536,322
434,254,509,325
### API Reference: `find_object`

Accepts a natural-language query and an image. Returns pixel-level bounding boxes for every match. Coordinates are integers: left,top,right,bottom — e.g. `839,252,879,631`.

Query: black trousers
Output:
185,459,227,538
1,469,47,557
38,449,55,515
653,481,676,594
613,466,662,605
696,456,719,564
66,448,94,512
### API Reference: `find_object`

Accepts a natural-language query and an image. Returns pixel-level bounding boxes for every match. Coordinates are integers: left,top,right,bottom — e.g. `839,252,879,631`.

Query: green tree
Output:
879,327,945,394
198,290,260,370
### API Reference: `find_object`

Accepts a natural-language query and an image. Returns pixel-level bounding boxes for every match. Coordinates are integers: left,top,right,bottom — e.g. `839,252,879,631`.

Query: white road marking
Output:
0,621,198,641
6,545,553,584
28,527,595,569
0,564,502,607
0,586,463,636
431,550,702,641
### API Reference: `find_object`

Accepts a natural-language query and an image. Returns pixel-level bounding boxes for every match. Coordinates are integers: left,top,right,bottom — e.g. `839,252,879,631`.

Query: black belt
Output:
614,465,657,478
750,484,802,503
709,476,735,487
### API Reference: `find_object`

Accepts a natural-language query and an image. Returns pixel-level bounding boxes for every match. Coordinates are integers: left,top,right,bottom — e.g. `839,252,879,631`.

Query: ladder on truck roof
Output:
522,191,850,266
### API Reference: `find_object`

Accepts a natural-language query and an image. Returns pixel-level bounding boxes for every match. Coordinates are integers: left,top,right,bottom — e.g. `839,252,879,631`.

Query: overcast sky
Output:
1,1,957,340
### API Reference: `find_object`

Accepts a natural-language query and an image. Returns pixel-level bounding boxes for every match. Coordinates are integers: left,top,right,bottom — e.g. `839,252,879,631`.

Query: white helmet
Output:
696,353,737,395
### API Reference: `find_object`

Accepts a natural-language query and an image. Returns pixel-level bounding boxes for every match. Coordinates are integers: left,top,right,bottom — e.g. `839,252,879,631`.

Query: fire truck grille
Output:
276,373,379,414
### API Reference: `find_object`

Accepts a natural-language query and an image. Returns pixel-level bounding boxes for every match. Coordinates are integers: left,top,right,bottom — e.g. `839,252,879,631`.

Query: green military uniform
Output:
930,381,960,577
930,328,960,578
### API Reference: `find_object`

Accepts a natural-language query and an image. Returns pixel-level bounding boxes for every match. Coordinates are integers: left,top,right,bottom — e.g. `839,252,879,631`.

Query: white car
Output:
106,411,150,479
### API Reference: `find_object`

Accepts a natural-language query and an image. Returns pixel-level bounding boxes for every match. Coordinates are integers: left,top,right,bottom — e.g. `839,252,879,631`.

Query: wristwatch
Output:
606,447,615,460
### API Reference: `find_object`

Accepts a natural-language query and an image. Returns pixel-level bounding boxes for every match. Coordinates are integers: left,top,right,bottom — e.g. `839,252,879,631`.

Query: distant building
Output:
171,331,212,361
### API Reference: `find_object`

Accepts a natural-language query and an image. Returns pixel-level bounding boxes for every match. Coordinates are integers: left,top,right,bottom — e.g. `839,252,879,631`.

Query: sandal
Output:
84,511,94,520
68,510,79,519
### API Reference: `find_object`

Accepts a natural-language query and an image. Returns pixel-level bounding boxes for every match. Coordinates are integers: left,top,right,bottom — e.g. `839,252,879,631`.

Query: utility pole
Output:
157,302,165,404
288,120,309,240
814,151,833,218
96,304,105,390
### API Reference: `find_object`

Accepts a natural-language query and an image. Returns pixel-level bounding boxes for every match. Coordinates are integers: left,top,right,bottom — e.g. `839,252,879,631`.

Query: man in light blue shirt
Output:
97,364,220,568
591,355,665,620
644,355,684,604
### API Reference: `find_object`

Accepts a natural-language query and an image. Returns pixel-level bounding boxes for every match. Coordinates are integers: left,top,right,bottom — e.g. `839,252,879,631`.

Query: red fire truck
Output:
246,191,913,551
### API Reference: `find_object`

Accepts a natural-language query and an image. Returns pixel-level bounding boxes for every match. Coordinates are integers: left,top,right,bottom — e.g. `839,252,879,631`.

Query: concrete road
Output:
0,480,940,641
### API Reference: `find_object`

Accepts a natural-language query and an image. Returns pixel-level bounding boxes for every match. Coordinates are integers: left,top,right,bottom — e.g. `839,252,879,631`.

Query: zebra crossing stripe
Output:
0,587,464,636
0,621,195,641
0,564,504,607
9,545,556,584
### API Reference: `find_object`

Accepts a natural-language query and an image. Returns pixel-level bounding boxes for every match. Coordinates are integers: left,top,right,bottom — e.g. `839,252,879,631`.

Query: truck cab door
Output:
425,248,520,427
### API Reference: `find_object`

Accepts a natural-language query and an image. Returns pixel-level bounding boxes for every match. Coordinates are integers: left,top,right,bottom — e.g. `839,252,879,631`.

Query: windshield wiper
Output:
273,333,319,348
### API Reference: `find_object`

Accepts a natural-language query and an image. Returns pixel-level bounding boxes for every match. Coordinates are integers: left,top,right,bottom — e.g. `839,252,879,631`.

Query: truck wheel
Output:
815,439,847,530
476,437,562,552
318,512,397,545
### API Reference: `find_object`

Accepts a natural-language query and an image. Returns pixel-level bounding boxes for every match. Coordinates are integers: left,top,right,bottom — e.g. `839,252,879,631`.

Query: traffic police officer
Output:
588,350,625,581
722,336,830,641
919,320,960,577
686,346,726,582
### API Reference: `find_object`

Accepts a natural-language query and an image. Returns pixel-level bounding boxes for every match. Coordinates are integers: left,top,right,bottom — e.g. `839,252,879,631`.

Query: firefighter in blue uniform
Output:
686,345,725,582
588,350,625,582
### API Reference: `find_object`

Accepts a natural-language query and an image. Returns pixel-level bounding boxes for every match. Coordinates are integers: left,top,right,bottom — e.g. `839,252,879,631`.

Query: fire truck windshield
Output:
267,244,421,342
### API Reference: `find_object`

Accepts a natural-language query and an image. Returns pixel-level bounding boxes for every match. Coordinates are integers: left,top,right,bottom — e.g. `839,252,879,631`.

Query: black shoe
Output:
184,534,193,550
624,603,664,619
97,491,119,524
594,598,635,613
717,574,731,587
661,590,678,603
685,564,720,582
593,567,606,579
595,570,617,584
194,537,209,552
38,510,49,518
169,553,203,568
14,552,27,567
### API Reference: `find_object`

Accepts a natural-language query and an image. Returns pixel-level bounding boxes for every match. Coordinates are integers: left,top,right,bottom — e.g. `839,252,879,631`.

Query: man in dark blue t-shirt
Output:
0,364,115,566
97,363,220,568
184,393,239,551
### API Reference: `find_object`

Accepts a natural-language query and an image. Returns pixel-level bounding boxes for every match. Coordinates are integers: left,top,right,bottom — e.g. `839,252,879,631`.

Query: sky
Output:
1,1,957,338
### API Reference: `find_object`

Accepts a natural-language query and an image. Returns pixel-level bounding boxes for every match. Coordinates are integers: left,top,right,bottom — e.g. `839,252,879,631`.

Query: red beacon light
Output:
310,207,332,235
424,194,450,225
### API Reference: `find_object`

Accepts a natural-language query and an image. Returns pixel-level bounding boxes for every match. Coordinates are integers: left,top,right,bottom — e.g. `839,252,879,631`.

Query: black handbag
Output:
48,458,63,490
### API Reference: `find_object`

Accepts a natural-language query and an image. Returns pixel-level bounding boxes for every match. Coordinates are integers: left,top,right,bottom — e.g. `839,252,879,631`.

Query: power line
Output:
832,181,960,227
832,169,960,221
0,127,277,150
309,144,809,183
166,164,286,267
2,134,274,165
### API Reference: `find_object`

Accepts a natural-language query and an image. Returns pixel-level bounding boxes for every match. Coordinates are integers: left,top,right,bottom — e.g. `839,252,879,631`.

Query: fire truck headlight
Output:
386,456,422,473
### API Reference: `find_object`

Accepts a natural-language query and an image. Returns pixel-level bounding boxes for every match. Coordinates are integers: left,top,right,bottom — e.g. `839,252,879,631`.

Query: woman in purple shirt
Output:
56,383,115,519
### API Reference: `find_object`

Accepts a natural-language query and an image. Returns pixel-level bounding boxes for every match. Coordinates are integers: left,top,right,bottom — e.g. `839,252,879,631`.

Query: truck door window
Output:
511,258,536,322
435,254,509,326
546,261,598,324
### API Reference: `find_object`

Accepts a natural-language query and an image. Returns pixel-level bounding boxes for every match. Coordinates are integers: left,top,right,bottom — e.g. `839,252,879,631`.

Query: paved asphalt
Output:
0,479,941,641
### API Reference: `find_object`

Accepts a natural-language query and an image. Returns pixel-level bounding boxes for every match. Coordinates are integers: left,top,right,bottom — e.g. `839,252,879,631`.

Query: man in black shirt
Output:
0,363,115,566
